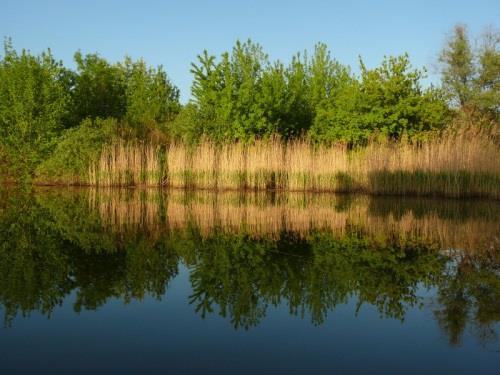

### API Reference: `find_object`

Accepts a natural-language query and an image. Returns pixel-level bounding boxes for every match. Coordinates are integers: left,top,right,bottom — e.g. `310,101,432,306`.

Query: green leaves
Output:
124,58,180,135
310,54,449,144
71,51,127,125
0,39,69,181
0,41,181,181
439,24,476,108
1,31,491,182
35,118,119,183
186,40,449,145
71,52,180,135
439,24,500,120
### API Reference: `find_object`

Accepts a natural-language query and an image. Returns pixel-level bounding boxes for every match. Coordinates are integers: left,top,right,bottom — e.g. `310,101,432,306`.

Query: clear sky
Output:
2,0,499,102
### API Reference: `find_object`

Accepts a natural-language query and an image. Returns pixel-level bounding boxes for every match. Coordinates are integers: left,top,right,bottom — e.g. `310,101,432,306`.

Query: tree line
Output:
0,24,498,181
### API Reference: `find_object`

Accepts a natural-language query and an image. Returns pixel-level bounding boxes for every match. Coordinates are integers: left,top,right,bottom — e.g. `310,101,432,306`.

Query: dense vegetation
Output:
0,24,498,186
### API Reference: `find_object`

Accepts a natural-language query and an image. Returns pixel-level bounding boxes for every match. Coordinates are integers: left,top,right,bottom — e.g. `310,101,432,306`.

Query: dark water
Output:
0,188,498,374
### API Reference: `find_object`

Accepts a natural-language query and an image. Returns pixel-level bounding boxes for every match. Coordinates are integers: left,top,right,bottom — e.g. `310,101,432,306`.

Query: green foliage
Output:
170,103,204,143
439,24,500,120
439,24,476,108
187,40,449,144
189,40,272,142
70,52,126,126
0,40,181,181
0,39,69,181
475,27,500,118
35,118,119,183
123,58,180,135
310,54,449,144
70,52,181,135
188,41,349,141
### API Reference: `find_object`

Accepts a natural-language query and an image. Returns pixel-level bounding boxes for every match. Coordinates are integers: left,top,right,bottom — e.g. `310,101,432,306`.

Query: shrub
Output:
36,118,119,184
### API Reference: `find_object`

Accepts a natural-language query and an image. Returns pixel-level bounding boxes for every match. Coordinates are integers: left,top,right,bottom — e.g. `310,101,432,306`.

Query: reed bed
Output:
87,129,500,198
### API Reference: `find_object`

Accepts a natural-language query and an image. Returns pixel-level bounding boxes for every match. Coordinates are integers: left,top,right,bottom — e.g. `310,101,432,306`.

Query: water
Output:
0,188,498,374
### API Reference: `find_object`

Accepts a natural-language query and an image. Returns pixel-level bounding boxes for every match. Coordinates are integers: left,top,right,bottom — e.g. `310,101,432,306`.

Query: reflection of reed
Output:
91,189,499,253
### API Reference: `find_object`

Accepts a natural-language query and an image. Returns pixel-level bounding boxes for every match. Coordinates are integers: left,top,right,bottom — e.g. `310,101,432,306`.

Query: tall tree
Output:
439,24,475,108
70,52,127,126
124,58,180,136
0,39,69,180
438,24,499,121
475,27,500,118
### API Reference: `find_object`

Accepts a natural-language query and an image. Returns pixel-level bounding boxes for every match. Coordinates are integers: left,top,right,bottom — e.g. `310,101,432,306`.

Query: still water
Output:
0,188,498,374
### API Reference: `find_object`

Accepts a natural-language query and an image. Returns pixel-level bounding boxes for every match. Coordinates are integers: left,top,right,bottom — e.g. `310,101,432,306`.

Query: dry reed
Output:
86,128,500,198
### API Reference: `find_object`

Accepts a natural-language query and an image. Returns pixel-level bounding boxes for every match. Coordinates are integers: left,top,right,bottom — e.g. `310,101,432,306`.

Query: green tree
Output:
308,43,351,114
439,24,499,120
189,40,272,141
70,52,126,126
0,39,69,181
124,58,180,136
310,54,448,143
475,27,500,118
35,118,119,183
280,53,312,136
439,24,475,108
70,53,180,137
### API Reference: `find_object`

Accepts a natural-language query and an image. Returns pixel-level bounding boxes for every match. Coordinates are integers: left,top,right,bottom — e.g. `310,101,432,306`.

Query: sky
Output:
2,0,499,102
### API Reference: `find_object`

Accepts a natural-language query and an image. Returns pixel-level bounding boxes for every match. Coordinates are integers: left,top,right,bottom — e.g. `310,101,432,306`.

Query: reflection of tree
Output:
0,188,497,348
185,231,311,329
434,250,499,348
0,190,180,325
68,238,180,312
184,227,446,329
0,192,74,326
308,230,445,323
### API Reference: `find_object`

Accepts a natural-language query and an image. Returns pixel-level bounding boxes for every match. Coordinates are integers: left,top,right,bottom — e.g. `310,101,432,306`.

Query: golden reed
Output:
88,128,500,198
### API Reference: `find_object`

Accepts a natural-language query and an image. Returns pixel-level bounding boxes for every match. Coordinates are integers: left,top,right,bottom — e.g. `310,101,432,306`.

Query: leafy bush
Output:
36,118,119,183
309,55,450,144
0,39,69,181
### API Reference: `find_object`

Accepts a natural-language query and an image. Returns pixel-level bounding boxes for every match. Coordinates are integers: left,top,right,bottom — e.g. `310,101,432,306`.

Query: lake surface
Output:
0,188,498,374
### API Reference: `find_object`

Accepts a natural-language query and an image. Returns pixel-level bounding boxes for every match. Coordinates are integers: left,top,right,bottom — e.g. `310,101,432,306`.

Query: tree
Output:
280,52,312,136
124,58,180,136
308,43,351,113
189,40,270,141
0,39,69,181
439,24,475,108
309,54,449,144
70,53,180,137
475,27,500,118
70,52,127,126
439,24,500,121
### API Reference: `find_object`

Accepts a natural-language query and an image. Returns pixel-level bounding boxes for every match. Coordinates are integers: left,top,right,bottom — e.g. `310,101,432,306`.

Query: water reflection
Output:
0,188,498,348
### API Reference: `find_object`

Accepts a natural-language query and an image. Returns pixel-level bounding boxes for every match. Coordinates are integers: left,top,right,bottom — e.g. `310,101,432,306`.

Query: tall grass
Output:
85,128,500,198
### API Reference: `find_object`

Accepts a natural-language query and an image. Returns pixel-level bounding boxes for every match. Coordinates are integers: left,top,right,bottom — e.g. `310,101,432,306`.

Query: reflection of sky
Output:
1,265,498,374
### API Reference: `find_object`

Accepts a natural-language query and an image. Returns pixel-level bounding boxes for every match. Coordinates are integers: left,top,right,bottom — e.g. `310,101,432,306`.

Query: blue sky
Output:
2,0,498,102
